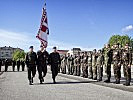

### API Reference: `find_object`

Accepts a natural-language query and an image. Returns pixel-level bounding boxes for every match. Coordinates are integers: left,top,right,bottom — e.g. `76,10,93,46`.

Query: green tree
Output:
12,50,26,61
108,35,133,48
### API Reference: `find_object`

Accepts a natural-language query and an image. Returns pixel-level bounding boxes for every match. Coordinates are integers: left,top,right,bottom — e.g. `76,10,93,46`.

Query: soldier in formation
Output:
0,59,2,72
122,43,132,86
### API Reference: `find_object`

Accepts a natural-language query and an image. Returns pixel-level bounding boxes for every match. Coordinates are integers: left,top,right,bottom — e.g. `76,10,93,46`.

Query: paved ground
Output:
0,66,133,100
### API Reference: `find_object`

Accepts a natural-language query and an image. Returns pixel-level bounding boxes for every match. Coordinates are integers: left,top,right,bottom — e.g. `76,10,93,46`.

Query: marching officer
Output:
49,47,61,83
76,52,81,76
61,55,67,74
37,45,49,84
25,46,37,85
122,43,132,86
112,43,122,84
80,52,84,77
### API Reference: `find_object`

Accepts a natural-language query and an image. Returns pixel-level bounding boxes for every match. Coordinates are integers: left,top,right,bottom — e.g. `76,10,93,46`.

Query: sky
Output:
0,0,133,52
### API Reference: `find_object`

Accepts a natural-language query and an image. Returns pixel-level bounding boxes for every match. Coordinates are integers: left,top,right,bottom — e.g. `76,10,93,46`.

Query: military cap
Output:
53,46,57,49
29,46,33,49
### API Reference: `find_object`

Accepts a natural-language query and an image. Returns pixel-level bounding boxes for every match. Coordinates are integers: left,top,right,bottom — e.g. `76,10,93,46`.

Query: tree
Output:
108,35,133,48
12,50,26,61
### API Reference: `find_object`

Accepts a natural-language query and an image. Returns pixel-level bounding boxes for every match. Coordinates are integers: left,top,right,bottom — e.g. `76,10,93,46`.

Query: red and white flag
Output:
36,3,49,48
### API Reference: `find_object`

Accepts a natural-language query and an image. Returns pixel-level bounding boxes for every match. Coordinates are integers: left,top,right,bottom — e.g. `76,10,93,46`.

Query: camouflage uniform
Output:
69,55,74,75
76,54,81,76
62,55,67,74
122,44,132,86
112,44,122,84
104,44,113,83
88,52,93,79
73,55,77,76
97,50,104,81
67,54,71,75
82,52,88,78
80,53,84,77
92,49,98,80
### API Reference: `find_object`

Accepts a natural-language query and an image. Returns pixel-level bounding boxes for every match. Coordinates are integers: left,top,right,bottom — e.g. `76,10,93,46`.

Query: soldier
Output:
37,45,49,84
0,59,2,72
61,55,67,74
80,52,84,77
67,53,71,75
25,46,37,85
104,44,113,83
12,60,16,71
5,59,9,72
112,43,122,84
92,49,98,80
97,49,104,81
73,54,77,76
88,51,93,79
17,60,20,71
77,52,81,76
122,43,132,86
69,55,74,75
82,52,88,78
21,60,25,71
49,47,61,83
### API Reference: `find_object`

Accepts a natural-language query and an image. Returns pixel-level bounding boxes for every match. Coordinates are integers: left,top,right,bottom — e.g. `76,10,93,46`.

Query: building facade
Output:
0,46,24,60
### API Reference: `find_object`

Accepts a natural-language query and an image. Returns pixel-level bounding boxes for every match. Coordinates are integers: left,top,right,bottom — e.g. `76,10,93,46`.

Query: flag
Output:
36,3,49,48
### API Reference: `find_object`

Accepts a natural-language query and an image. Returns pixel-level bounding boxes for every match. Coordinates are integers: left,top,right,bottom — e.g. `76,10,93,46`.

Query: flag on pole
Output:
36,3,49,48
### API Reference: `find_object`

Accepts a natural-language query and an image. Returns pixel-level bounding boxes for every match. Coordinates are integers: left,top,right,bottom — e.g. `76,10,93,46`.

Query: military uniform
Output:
21,61,25,71
82,53,88,78
92,50,98,80
69,55,74,75
49,51,61,83
61,56,67,74
122,44,132,86
12,60,16,71
67,55,71,75
97,50,104,81
104,45,113,83
76,55,81,76
37,50,49,84
0,59,2,72
73,55,77,76
17,60,20,71
25,51,37,85
88,52,93,79
5,59,9,72
80,54,84,77
112,46,122,84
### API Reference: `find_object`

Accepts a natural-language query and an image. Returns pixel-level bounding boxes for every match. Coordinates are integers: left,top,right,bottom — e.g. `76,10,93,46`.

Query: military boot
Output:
123,80,130,86
31,77,34,83
115,79,120,84
29,80,33,85
104,78,110,83
53,77,56,84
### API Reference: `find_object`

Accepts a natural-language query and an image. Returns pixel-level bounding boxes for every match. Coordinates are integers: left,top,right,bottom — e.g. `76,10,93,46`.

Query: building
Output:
0,46,24,60
57,50,69,56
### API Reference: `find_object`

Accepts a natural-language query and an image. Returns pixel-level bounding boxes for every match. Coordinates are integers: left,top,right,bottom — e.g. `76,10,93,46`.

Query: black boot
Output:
104,78,110,83
53,77,56,84
115,79,120,84
123,80,130,86
31,77,33,83
29,80,33,85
